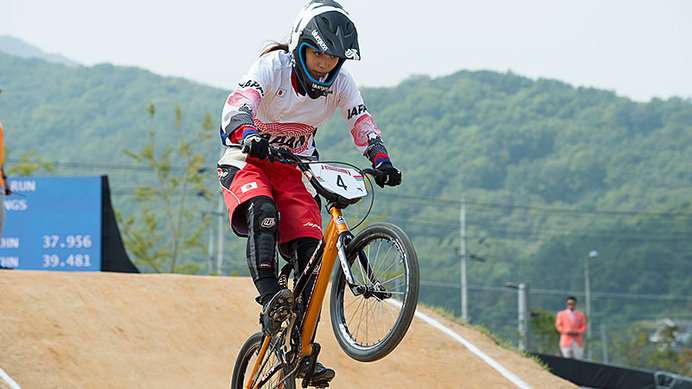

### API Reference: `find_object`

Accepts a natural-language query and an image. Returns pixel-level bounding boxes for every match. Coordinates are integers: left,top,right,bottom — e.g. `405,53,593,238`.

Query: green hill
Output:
1,47,691,367
0,35,79,66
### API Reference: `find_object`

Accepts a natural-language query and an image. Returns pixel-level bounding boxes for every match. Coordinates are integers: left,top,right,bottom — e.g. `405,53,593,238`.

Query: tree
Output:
120,102,214,273
5,150,55,176
530,307,561,354
647,321,692,376
610,323,650,368
609,321,692,375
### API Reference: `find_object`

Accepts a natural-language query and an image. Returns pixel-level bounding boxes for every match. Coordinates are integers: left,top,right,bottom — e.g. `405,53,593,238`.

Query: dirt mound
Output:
0,271,576,389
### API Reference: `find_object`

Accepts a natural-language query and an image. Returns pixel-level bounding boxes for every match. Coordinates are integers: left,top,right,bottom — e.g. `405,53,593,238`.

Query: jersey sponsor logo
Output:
303,221,323,232
217,167,228,179
311,30,329,52
241,182,258,193
259,262,272,269
261,217,276,228
347,104,367,120
238,80,264,95
310,81,333,95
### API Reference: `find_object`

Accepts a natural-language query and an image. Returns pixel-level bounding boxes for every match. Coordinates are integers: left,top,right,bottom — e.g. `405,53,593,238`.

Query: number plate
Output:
309,163,367,200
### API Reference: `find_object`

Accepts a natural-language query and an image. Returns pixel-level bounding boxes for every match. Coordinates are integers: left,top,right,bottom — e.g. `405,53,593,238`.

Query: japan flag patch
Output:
276,88,287,97
241,182,258,193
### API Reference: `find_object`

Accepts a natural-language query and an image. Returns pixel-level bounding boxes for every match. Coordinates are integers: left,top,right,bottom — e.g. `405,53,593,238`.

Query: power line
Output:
383,214,691,243
420,280,692,302
7,158,154,172
6,158,220,174
378,192,692,218
10,157,691,218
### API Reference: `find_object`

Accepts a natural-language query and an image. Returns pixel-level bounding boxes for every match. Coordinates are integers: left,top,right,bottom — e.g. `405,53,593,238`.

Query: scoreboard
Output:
1,176,102,271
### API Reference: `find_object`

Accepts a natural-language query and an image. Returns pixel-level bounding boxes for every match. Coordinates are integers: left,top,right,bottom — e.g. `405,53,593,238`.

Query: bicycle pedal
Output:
310,381,330,388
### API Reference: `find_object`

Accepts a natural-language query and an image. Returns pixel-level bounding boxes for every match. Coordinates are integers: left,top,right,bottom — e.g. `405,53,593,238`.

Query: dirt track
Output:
0,271,577,389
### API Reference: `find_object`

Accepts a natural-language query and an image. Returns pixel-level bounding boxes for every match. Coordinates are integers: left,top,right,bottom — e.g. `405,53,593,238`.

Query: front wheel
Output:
330,222,420,362
231,332,296,389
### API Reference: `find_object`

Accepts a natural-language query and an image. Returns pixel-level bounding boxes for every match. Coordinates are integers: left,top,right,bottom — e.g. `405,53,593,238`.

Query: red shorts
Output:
218,158,323,244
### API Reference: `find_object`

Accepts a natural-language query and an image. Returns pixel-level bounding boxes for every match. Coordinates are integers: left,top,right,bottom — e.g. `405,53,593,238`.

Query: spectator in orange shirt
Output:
555,296,587,359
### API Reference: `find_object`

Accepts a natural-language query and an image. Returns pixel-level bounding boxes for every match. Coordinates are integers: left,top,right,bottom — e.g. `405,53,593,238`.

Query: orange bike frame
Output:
298,207,349,356
249,207,349,388
246,339,271,389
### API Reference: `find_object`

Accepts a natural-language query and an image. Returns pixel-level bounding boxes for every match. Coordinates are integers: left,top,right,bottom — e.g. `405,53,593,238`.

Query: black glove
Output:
241,133,270,160
374,162,402,188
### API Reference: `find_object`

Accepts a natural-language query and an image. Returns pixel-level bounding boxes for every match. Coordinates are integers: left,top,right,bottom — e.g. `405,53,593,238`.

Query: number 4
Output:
336,175,348,190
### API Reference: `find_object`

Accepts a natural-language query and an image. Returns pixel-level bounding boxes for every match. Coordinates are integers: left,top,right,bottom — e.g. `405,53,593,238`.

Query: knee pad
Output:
246,196,279,279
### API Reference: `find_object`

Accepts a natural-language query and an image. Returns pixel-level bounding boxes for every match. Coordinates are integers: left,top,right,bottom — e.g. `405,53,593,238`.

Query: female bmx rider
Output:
217,1,401,385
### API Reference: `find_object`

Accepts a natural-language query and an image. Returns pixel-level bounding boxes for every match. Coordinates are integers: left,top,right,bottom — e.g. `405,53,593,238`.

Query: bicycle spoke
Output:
343,293,406,346
339,237,412,347
233,332,295,389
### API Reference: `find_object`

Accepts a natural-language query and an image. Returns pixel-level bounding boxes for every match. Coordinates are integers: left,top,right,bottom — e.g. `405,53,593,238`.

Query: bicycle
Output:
231,147,420,389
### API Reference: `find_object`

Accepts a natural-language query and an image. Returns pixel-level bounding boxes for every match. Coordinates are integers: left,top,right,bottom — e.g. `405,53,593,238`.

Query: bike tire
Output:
329,222,420,362
231,332,296,389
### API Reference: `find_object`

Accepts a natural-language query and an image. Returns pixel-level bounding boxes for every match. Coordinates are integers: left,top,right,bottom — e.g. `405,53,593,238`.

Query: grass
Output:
419,303,551,372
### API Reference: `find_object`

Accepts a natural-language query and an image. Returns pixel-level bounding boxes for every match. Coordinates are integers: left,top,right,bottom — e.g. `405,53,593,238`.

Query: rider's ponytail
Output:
260,41,289,57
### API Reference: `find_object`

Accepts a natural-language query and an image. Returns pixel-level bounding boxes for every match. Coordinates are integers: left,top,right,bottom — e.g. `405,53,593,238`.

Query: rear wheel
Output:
231,332,296,389
330,222,419,362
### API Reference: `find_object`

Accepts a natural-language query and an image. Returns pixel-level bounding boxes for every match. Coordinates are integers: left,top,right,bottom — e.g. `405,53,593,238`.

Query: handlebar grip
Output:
267,147,308,168
268,146,282,157
267,147,292,164
362,168,384,179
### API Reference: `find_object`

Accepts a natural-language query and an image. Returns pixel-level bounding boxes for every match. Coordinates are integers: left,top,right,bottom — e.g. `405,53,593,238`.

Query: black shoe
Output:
260,289,294,337
297,359,335,387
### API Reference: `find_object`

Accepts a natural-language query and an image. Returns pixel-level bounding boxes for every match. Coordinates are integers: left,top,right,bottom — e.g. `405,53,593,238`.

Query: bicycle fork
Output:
333,215,392,301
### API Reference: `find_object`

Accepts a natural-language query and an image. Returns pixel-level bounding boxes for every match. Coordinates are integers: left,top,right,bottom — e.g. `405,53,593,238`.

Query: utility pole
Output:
518,283,530,351
585,250,598,359
506,282,531,351
601,323,609,362
217,196,225,275
216,145,226,276
460,198,467,321
208,219,214,275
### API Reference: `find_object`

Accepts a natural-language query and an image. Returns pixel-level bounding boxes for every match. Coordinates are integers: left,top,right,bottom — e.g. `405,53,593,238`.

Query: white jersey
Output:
218,50,387,165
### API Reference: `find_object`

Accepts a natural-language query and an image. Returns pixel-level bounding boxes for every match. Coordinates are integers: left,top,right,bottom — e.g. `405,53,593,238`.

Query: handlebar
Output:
267,146,306,166
361,168,384,181
265,147,383,208
267,147,384,180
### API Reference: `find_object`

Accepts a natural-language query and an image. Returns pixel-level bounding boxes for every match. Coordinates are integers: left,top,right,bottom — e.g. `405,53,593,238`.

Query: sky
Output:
1,0,691,102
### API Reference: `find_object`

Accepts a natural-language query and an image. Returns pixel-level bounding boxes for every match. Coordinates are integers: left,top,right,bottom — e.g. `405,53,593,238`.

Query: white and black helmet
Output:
289,0,360,99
